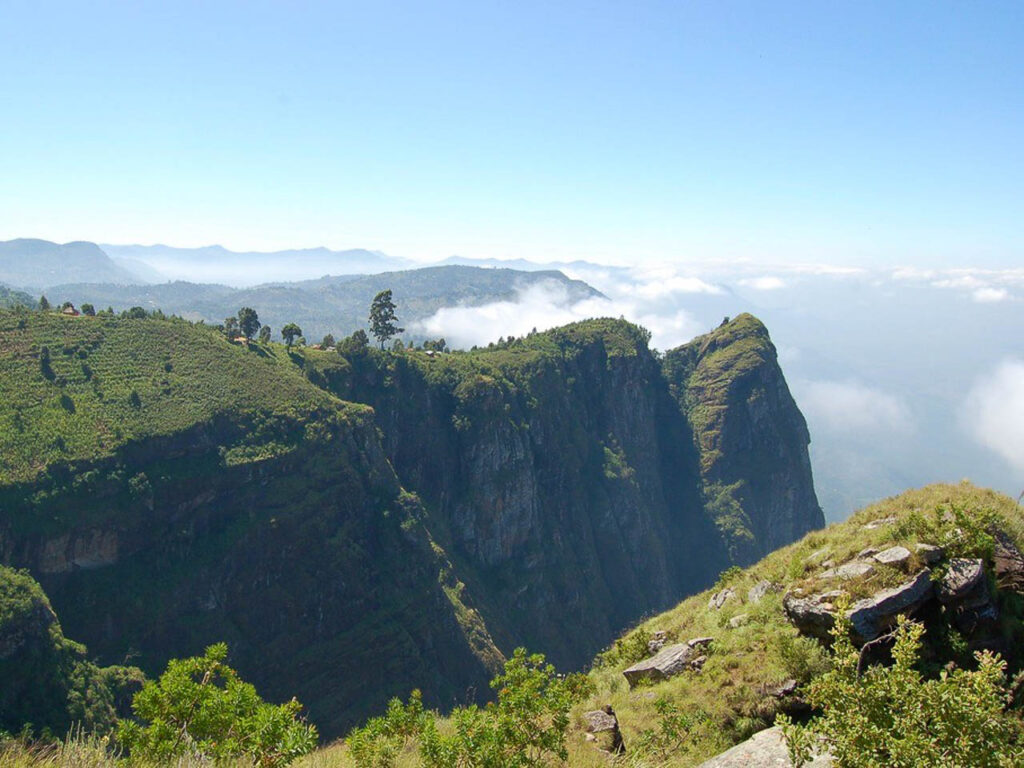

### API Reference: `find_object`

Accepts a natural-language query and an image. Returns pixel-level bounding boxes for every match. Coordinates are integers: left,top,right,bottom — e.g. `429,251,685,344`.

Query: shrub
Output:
782,611,1024,767
116,643,316,767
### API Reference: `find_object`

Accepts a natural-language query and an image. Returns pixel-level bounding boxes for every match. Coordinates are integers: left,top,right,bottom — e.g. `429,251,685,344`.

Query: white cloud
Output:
963,359,1024,472
972,287,1010,303
739,275,786,290
793,379,913,435
413,279,704,352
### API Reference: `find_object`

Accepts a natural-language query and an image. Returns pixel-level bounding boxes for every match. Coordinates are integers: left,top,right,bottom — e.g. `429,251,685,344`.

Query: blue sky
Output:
1,1,1021,265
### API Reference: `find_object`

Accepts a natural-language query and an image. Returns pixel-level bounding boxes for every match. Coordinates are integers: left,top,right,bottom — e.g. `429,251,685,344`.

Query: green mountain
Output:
0,284,33,309
0,309,821,738
48,265,603,344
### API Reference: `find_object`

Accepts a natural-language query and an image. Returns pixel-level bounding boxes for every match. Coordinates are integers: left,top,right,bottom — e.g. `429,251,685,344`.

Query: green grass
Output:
0,310,368,485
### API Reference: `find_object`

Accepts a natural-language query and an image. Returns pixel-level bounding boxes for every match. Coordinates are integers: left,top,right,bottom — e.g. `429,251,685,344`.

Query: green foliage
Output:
630,698,715,762
347,690,430,768
259,325,273,344
238,307,261,340
117,643,317,767
783,612,1024,767
80,303,95,316
39,295,50,312
369,290,404,349
596,627,654,669
348,649,589,768
282,323,302,347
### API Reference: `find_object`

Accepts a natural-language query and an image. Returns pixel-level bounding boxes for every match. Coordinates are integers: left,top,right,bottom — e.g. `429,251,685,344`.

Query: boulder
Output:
937,558,985,603
583,706,625,755
783,590,843,641
623,637,713,686
709,587,736,610
915,543,944,565
857,547,880,559
847,569,934,642
992,529,1024,594
748,580,780,604
696,726,833,767
821,561,874,580
937,558,997,634
729,613,750,628
873,545,912,567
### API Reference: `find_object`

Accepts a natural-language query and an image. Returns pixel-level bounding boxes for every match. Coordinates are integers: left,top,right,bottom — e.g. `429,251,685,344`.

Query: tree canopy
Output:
369,290,403,349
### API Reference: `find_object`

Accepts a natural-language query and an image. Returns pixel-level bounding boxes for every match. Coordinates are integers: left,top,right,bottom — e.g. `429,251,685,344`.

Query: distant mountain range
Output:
0,239,140,289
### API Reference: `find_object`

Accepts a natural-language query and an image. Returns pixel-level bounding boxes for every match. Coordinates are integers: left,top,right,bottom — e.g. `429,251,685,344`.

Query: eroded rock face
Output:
938,558,997,634
847,570,934,642
992,529,1024,594
783,590,843,641
623,637,713,686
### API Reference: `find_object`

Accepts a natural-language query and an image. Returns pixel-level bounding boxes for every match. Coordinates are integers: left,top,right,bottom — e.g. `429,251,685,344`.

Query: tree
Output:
281,323,302,348
369,290,403,349
321,333,335,349
224,316,240,340
423,338,447,353
39,295,50,311
117,643,316,767
338,329,369,357
124,306,148,319
238,307,261,340
80,303,95,316
259,325,272,344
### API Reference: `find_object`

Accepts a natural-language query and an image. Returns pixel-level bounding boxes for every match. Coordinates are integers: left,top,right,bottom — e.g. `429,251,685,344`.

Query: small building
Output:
61,304,80,316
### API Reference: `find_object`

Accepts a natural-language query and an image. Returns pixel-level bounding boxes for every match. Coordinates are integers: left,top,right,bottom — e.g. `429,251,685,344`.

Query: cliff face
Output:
663,314,825,561
0,312,822,737
308,316,822,668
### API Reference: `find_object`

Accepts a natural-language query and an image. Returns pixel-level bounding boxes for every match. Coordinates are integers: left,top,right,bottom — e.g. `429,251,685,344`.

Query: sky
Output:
1,1,1022,266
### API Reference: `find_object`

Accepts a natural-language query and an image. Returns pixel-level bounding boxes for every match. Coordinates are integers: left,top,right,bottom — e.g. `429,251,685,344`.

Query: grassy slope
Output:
569,482,1024,766
0,310,363,486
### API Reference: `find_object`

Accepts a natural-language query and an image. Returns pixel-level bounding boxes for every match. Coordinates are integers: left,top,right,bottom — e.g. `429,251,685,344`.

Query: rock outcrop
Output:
697,726,832,767
622,637,713,686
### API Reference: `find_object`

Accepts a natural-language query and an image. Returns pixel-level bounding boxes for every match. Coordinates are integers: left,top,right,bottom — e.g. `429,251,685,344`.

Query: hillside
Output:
48,265,603,344
569,482,1024,765
0,310,821,739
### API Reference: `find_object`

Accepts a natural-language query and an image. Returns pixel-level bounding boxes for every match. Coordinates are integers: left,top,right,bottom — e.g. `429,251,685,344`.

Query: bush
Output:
116,643,316,767
782,611,1024,767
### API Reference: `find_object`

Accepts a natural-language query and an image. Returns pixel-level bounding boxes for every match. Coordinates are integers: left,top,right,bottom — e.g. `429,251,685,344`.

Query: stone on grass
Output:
696,726,833,767
782,590,844,641
821,561,874,580
873,546,912,567
915,543,944,565
728,613,750,629
862,516,897,530
747,580,779,604
709,587,736,610
622,637,713,686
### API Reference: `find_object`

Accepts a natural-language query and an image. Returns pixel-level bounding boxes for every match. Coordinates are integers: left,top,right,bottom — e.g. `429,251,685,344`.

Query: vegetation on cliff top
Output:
0,309,368,485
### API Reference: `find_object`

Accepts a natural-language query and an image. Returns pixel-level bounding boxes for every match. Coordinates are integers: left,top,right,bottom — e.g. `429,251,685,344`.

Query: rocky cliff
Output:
0,310,822,737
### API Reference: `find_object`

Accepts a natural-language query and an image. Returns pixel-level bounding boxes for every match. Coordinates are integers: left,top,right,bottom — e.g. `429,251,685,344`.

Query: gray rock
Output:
821,561,874,580
992,529,1024,594
748,580,780,604
848,569,934,642
937,558,998,633
696,726,833,767
583,709,618,733
807,547,831,563
857,547,880,559
873,545,912,567
937,558,985,603
729,613,750,628
647,630,668,655
915,543,944,565
709,587,737,610
782,590,844,640
622,638,712,686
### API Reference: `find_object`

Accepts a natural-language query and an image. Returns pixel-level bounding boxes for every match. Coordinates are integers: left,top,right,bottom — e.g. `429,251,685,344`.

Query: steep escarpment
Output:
0,312,499,737
0,310,821,738
663,314,824,562
298,317,822,669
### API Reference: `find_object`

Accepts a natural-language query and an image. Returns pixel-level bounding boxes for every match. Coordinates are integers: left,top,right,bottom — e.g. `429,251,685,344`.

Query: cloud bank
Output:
793,379,914,435
963,359,1024,473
